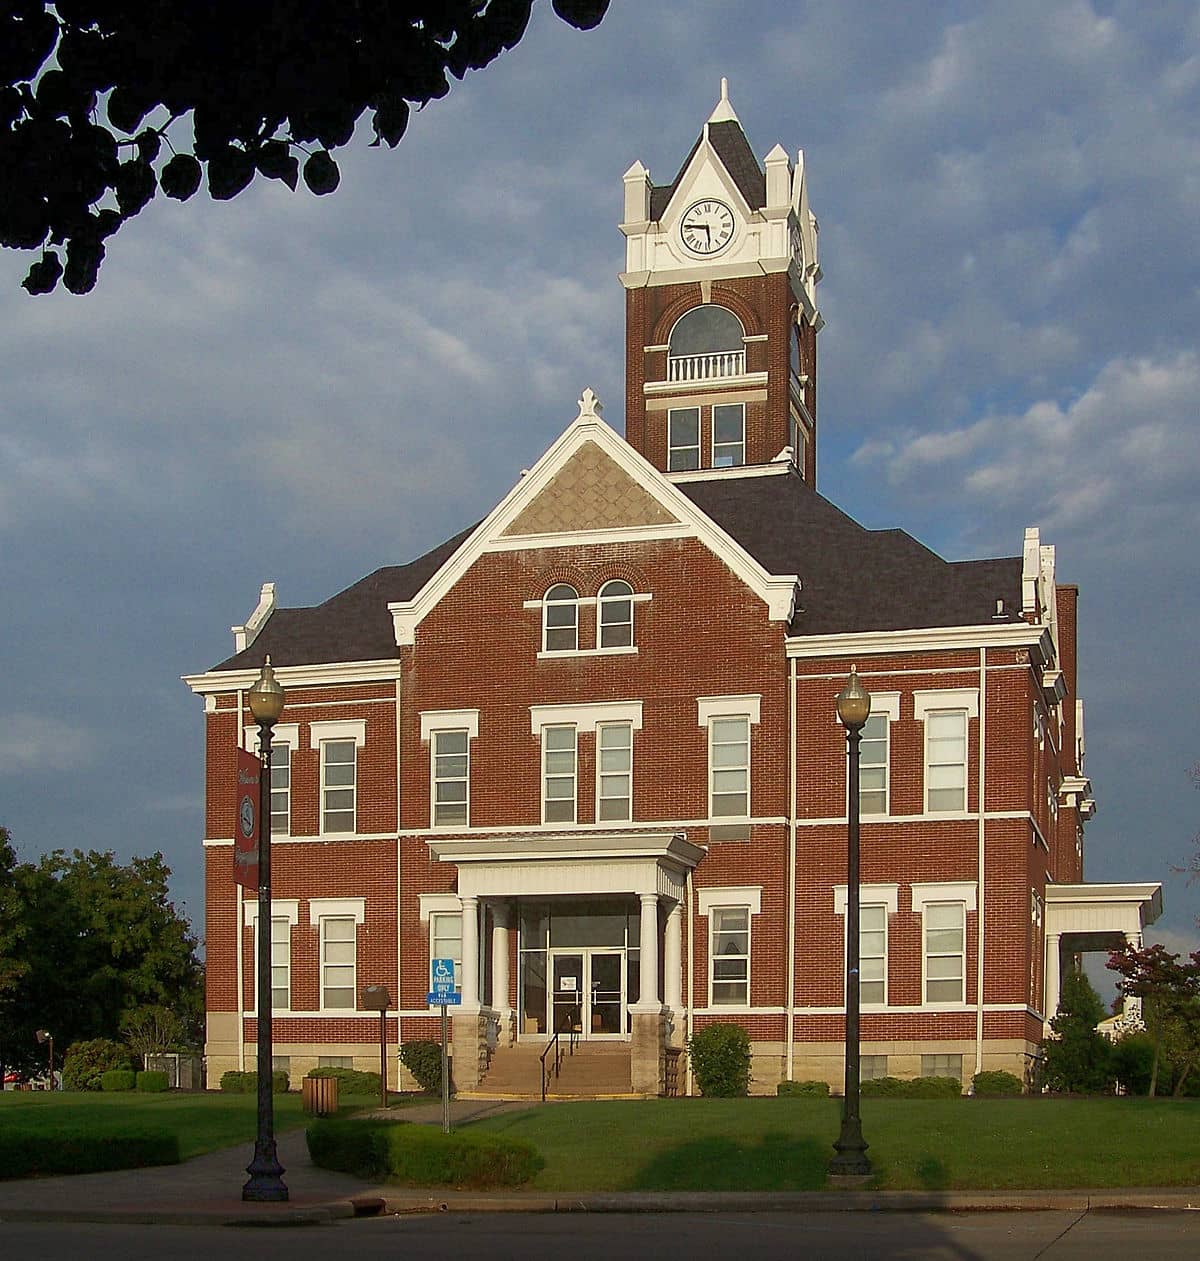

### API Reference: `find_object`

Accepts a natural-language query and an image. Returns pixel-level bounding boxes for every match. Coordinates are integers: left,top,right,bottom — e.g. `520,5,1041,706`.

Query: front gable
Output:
388,389,799,645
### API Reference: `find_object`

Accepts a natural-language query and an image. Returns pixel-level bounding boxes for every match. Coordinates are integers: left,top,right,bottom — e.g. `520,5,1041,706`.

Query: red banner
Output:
234,748,261,889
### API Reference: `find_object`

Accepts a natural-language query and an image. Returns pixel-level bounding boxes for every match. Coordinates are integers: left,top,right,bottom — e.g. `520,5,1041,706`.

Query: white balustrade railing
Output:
666,350,745,382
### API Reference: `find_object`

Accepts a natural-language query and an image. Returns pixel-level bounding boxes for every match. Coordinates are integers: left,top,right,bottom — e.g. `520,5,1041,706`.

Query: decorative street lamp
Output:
35,1029,54,1090
829,666,873,1180
243,656,288,1202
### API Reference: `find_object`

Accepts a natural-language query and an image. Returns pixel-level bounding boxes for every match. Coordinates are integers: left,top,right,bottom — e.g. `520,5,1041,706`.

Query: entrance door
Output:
549,950,625,1038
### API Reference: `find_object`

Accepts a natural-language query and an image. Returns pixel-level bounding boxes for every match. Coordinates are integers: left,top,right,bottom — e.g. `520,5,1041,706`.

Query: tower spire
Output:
708,77,739,124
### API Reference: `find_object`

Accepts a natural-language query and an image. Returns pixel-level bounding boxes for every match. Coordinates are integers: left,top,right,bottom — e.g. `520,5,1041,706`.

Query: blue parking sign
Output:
431,957,456,996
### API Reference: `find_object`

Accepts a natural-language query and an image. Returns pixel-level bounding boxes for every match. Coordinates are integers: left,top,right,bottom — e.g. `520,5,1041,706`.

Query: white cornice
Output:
667,462,792,485
785,624,1051,659
184,658,401,696
644,371,768,397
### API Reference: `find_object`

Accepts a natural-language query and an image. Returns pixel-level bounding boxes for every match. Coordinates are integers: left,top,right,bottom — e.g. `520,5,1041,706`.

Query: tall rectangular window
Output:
255,916,291,1010
710,906,750,1005
269,744,291,836
668,407,700,471
320,916,356,1009
432,729,469,827
321,739,357,833
859,713,889,815
859,903,887,1004
542,725,577,823
709,716,750,818
430,911,463,994
924,902,965,1003
597,722,633,822
712,402,745,467
926,710,967,812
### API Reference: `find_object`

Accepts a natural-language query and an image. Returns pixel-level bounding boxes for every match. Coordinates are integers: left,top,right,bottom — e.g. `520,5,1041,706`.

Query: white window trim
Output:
530,700,643,735
429,728,471,830
318,737,358,836
307,719,366,748
597,580,635,650
912,689,979,721
832,884,899,916
540,724,578,825
701,701,757,822
244,898,300,1012
697,888,761,1010
419,893,462,922
912,883,975,1008
852,694,898,818
420,709,480,741
920,708,969,815
309,898,365,1014
541,584,581,654
307,897,366,925
243,723,300,753
595,721,634,824
429,909,464,994
911,882,977,913
833,885,897,1009
697,694,762,727
667,405,701,472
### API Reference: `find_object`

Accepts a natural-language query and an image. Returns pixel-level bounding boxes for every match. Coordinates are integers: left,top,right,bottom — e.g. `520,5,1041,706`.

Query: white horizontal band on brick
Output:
307,719,366,749
529,700,644,735
912,688,979,720
418,893,462,922
419,709,479,742
696,886,762,917
696,694,761,726
911,882,978,913
242,898,299,927
307,897,365,925
832,884,899,916
243,723,299,753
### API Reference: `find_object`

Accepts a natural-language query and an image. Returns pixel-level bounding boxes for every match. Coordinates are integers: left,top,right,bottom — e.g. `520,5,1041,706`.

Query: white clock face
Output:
680,199,735,256
239,795,255,838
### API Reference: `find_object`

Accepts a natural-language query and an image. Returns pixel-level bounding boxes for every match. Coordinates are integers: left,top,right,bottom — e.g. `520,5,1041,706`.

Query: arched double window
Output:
667,305,746,382
597,580,633,648
542,584,579,652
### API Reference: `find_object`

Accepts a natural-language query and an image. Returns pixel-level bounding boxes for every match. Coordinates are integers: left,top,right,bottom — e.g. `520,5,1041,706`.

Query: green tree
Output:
2,1,610,294
1108,942,1200,1097
1039,969,1113,1093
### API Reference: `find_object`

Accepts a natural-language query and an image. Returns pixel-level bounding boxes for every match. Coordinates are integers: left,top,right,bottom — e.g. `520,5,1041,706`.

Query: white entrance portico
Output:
1043,882,1163,1024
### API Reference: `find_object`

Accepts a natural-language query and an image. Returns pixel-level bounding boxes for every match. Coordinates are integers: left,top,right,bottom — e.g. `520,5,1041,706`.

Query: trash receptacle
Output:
302,1075,339,1116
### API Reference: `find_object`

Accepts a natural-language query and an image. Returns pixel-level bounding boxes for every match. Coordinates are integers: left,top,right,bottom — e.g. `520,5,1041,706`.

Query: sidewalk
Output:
0,1100,1196,1227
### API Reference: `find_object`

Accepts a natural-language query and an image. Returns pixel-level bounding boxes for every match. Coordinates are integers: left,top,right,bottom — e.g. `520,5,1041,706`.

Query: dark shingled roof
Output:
212,525,476,671
210,472,1023,674
649,120,767,221
679,472,1024,636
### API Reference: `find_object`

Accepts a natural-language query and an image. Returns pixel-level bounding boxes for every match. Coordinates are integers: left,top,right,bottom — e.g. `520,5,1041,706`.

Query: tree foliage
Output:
0,838,203,1079
1108,941,1200,1097
2,1,610,294
1039,969,1113,1093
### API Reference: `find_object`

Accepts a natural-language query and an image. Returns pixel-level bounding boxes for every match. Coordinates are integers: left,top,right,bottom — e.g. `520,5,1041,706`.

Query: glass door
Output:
551,953,583,1034
588,950,625,1037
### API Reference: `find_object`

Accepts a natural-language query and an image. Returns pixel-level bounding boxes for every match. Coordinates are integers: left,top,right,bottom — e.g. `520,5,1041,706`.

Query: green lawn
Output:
468,1097,1200,1192
0,1090,407,1163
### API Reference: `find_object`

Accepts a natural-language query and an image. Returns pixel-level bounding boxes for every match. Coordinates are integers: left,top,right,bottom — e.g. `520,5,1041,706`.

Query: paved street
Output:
2,1210,1199,1260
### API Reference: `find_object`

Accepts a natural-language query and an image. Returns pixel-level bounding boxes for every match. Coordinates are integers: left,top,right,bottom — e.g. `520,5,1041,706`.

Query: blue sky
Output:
1,1,1196,978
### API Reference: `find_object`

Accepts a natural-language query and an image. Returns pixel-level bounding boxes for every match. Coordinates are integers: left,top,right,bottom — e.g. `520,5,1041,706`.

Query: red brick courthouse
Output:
185,86,1160,1095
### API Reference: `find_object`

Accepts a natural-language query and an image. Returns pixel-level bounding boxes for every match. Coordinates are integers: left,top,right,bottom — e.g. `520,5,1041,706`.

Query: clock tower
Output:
619,81,822,485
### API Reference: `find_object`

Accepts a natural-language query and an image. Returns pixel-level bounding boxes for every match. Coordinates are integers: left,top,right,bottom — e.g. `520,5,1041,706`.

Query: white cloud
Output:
0,714,95,774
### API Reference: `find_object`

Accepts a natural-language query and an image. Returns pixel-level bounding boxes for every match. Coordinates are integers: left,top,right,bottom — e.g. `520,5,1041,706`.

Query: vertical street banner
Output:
234,748,261,889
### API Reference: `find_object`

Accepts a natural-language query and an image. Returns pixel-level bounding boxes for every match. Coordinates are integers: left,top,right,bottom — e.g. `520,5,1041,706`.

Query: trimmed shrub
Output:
219,1069,289,1094
307,1065,381,1096
400,1040,444,1095
1038,970,1113,1094
100,1069,136,1092
1112,1032,1158,1096
62,1039,134,1092
860,1074,961,1098
777,1079,830,1097
971,1070,1023,1097
686,1023,751,1097
136,1069,170,1093
306,1119,543,1188
0,1131,180,1179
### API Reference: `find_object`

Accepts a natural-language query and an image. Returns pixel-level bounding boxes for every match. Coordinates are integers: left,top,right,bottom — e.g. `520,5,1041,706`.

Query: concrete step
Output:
474,1041,634,1099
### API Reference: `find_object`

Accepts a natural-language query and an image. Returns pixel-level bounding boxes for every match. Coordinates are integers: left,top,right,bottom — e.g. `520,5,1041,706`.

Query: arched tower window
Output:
667,305,746,382
542,584,579,652
597,580,634,648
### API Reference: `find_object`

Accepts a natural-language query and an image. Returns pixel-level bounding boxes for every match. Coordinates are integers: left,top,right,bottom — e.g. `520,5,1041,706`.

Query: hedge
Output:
219,1069,290,1094
136,1069,170,1093
306,1119,544,1188
306,1065,381,1096
0,1131,180,1179
860,1075,962,1098
61,1039,134,1092
686,1024,751,1097
777,1079,830,1097
399,1040,444,1095
971,1070,1024,1097
100,1069,137,1092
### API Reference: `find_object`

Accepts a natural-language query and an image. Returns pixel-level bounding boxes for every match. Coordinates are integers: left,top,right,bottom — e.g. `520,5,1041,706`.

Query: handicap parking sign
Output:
431,957,456,995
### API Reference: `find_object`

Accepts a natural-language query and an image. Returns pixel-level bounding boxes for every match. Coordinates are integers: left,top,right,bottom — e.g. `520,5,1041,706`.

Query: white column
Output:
460,895,480,1011
633,892,661,1012
1044,932,1062,1023
664,902,683,1011
491,903,511,1016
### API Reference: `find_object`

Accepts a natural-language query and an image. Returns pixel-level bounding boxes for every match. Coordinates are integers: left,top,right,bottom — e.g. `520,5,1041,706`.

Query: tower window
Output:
597,580,634,648
712,403,745,467
667,305,745,382
542,584,579,652
667,408,700,471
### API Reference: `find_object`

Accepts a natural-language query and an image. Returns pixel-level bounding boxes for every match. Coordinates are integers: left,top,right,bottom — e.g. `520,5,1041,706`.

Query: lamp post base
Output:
829,1118,872,1179
242,1139,288,1202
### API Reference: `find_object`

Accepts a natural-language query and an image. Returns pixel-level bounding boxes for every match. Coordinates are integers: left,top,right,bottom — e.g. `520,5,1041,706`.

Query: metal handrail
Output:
539,1007,581,1101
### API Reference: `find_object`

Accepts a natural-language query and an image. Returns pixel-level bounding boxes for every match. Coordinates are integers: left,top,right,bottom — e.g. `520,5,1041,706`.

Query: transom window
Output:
709,715,750,818
926,710,967,813
712,402,745,467
597,580,633,648
542,725,577,823
320,916,356,1009
321,739,357,833
667,407,700,471
710,906,750,1005
543,584,579,652
924,902,965,1003
596,722,633,822
432,729,469,827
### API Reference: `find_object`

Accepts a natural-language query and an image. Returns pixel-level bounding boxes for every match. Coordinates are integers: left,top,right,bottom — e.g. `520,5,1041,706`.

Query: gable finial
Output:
708,76,739,124
576,387,603,421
